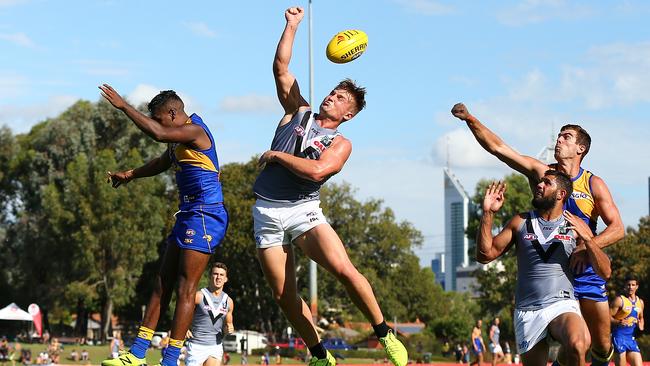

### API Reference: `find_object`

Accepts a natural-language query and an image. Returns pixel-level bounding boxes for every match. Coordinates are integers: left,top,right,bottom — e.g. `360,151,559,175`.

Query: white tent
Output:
0,303,33,321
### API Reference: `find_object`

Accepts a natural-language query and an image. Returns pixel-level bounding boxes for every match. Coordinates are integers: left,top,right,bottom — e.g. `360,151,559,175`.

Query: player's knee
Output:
332,262,360,283
566,333,589,357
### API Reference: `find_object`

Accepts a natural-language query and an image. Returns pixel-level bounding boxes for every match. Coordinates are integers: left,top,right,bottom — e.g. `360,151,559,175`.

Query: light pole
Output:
308,0,318,325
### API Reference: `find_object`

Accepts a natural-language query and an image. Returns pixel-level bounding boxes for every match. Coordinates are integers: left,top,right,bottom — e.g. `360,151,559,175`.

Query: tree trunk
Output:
101,297,113,343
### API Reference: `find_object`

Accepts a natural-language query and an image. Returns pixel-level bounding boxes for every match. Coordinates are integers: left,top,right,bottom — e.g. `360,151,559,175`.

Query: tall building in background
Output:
431,252,445,289
443,167,472,291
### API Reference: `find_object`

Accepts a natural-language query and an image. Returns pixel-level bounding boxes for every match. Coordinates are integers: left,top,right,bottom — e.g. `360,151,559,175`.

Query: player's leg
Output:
160,248,212,366
520,341,549,366
579,299,612,365
626,350,642,366
294,223,407,366
548,312,590,366
613,351,625,366
204,357,221,366
294,224,382,324
102,241,180,366
257,245,319,347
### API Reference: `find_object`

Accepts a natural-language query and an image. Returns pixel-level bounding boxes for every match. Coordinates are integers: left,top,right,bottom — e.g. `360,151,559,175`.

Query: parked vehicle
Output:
223,331,268,354
321,338,356,351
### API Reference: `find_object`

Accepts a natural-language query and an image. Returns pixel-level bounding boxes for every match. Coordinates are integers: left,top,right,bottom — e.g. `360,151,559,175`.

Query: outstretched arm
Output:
477,181,518,263
564,211,612,280
274,7,309,124
258,137,352,182
99,84,206,144
107,150,171,188
590,176,625,248
451,103,548,181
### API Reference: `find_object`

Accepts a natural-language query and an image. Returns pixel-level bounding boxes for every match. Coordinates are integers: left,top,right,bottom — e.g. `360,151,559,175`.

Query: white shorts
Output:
253,199,327,248
489,343,503,354
514,299,581,354
185,342,223,366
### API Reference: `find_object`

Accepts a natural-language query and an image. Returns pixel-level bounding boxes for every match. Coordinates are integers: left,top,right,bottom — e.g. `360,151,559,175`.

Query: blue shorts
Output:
169,203,228,254
613,336,640,354
574,265,608,302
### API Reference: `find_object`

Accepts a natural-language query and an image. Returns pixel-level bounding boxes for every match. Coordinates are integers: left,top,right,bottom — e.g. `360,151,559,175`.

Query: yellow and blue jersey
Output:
612,296,642,354
168,114,224,210
167,114,228,254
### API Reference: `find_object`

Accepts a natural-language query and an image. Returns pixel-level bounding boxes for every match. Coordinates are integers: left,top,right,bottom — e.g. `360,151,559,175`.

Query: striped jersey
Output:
254,109,341,203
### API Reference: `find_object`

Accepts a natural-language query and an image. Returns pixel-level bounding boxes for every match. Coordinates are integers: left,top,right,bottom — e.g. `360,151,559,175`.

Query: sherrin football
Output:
326,30,368,64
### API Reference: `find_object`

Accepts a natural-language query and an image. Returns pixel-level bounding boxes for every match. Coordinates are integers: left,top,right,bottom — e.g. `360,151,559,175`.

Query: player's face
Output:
532,175,561,210
625,280,638,296
319,89,355,122
554,129,582,160
210,268,228,289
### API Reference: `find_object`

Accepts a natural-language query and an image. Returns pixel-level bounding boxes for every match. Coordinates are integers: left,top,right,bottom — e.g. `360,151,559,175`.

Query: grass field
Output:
5,343,416,366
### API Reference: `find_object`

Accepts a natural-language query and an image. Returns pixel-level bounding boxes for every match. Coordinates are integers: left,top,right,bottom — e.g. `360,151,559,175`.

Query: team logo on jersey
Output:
294,125,306,136
524,233,537,241
203,305,212,311
186,229,196,236
571,192,590,200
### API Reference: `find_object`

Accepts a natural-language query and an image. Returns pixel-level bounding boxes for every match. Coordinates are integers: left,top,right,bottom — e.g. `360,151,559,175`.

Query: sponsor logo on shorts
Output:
186,229,196,236
306,211,318,217
309,217,319,223
559,290,571,298
184,238,193,244
523,233,537,240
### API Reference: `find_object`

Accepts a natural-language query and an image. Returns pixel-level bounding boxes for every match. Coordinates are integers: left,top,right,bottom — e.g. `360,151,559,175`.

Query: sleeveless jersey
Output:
491,325,500,345
612,296,640,338
189,288,230,345
515,211,577,311
168,114,224,210
253,109,341,203
559,167,605,289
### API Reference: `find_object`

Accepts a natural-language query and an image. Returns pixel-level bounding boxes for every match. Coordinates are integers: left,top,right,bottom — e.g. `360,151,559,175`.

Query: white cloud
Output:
497,0,594,26
0,32,34,47
127,84,201,115
218,94,281,114
0,0,27,7
0,95,78,133
433,128,505,169
393,0,454,15
183,21,217,38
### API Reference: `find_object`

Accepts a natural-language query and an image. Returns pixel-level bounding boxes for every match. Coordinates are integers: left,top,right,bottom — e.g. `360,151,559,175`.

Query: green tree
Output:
607,216,650,305
5,100,170,339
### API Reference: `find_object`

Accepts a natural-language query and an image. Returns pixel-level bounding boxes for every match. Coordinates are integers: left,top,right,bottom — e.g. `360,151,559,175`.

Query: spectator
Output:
20,348,31,366
240,351,248,365
441,341,450,357
0,337,9,361
454,344,463,363
81,350,89,362
68,349,79,362
109,331,123,359
462,344,470,364
47,339,61,364
503,342,512,365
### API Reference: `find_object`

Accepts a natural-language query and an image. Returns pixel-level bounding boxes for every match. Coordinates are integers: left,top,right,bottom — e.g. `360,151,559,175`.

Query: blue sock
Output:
161,338,183,366
129,326,154,359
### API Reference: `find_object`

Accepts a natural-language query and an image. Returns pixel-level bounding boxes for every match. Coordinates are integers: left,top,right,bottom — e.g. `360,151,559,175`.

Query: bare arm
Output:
258,136,352,182
273,7,309,123
564,211,612,279
590,176,625,248
639,299,645,331
476,182,518,263
225,297,235,334
451,103,548,181
610,296,623,326
107,150,171,188
99,84,207,144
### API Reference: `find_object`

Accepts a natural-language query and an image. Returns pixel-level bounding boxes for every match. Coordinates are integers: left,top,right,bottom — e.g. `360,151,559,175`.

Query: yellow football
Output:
326,30,368,64
614,296,634,320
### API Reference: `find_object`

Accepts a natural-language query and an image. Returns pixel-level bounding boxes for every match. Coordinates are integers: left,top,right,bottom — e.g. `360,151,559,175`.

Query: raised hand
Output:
482,181,506,213
563,211,594,242
284,6,304,24
451,103,471,121
98,84,128,110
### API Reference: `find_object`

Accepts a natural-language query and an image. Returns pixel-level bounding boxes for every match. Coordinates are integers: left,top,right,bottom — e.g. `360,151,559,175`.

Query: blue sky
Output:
1,0,649,266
